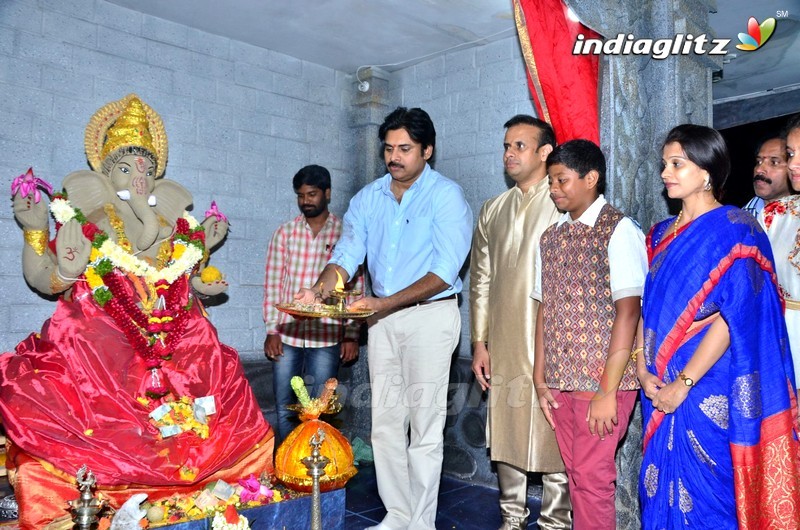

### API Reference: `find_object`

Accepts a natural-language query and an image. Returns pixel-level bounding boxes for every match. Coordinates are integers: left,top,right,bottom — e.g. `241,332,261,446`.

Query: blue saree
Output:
640,206,800,529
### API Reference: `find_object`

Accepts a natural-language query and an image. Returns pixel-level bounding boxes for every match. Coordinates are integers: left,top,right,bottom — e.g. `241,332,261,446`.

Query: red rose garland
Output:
51,194,207,399
97,220,201,398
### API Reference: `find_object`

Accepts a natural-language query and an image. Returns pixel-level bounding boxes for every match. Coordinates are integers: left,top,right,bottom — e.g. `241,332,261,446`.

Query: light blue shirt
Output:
743,196,764,218
330,164,473,299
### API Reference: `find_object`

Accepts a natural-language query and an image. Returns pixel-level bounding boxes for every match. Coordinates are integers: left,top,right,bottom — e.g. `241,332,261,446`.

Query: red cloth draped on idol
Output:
0,94,273,528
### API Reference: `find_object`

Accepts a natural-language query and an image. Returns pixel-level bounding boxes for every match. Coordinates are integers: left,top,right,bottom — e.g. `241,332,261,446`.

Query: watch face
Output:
684,377,694,387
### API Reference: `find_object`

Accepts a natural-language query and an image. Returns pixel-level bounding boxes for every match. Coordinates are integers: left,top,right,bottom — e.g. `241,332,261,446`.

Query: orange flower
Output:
224,504,240,524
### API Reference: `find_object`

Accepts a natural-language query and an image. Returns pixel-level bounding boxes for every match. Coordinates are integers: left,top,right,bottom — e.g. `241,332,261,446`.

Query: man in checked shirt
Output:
263,164,363,442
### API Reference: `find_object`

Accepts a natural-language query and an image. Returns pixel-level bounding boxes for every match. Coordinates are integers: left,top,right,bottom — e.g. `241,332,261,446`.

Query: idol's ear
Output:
152,179,193,222
62,170,115,215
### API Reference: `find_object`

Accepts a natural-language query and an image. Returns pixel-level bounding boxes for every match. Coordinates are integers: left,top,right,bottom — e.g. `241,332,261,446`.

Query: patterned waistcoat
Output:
539,203,638,392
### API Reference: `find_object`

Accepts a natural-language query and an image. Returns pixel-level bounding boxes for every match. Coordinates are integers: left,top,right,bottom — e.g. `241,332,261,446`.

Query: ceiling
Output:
108,0,800,103
707,0,800,101
108,0,516,73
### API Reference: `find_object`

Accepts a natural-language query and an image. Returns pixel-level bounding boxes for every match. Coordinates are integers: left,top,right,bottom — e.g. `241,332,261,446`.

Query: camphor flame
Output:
334,268,345,292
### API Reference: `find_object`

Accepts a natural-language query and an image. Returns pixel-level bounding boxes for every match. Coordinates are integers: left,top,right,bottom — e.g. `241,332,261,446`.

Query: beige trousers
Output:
367,300,461,530
497,462,572,530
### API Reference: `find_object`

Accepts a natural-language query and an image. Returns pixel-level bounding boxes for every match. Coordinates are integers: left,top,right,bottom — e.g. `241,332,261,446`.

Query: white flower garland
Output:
183,211,200,229
99,238,203,284
50,198,204,284
50,197,75,224
211,512,250,530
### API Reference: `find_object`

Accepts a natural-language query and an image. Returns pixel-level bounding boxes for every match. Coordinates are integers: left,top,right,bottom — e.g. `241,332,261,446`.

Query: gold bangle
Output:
50,269,72,293
23,229,49,256
631,347,644,362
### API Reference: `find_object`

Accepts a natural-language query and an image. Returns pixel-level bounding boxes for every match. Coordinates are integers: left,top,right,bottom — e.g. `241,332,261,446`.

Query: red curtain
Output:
513,0,600,144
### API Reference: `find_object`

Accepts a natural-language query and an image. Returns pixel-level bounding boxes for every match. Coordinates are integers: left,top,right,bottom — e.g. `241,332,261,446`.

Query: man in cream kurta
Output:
470,115,570,530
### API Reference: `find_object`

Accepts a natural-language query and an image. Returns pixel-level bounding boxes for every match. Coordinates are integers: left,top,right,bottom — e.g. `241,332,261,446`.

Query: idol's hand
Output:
55,220,90,279
13,192,49,231
191,275,228,296
638,370,665,401
472,342,492,391
651,379,690,414
201,216,229,251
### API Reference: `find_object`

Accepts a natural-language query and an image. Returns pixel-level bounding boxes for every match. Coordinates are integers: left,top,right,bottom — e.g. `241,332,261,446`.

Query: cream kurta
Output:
758,196,800,383
470,178,563,472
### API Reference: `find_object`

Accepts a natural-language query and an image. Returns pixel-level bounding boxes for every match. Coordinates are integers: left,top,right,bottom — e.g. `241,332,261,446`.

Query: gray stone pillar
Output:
339,67,395,444
569,0,721,229
563,2,720,528
349,67,393,189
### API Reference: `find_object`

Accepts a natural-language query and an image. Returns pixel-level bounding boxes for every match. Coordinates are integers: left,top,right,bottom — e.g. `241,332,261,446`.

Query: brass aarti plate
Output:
276,302,375,319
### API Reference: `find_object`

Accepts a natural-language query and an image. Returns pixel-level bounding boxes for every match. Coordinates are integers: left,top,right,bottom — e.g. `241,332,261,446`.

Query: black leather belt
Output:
398,293,457,310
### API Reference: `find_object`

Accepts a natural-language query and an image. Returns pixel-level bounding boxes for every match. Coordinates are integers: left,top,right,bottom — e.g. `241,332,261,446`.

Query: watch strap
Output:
678,371,694,387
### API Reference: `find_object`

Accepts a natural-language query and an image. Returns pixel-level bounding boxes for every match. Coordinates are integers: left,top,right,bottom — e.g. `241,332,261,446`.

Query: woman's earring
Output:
703,174,711,191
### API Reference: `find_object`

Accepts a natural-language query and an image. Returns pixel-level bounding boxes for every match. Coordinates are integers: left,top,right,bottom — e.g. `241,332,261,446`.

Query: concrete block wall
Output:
0,0,539,491
389,37,537,360
0,0,357,358
0,3,536,360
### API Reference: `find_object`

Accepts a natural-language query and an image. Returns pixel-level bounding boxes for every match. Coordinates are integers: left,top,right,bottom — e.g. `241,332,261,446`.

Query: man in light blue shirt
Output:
297,107,472,530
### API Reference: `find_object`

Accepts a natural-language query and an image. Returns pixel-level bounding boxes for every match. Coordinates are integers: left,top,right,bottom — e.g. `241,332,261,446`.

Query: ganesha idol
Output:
0,94,273,528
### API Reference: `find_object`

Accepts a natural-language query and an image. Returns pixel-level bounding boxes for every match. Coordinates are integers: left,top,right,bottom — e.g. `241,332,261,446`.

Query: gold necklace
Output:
672,210,683,240
104,203,132,253
155,215,173,268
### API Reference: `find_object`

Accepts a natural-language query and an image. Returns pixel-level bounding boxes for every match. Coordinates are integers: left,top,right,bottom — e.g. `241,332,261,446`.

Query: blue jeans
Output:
271,343,340,442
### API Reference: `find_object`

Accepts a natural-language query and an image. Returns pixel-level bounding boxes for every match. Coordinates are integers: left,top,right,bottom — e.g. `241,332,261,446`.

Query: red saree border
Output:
642,410,665,452
731,409,800,529
653,243,777,379
648,222,691,264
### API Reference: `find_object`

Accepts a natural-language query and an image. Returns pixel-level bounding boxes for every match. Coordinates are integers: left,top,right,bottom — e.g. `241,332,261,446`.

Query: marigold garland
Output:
100,477,287,528
149,396,211,440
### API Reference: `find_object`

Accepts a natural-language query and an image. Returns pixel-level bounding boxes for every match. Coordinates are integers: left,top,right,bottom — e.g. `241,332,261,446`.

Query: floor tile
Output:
345,512,383,529
439,474,473,494
345,463,515,529
435,482,503,528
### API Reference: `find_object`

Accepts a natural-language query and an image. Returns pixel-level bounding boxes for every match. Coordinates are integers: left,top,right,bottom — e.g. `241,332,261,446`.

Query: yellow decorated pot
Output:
274,377,357,491
274,418,357,492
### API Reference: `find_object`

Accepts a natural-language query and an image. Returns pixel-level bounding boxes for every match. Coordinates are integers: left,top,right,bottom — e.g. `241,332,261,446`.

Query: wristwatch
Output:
678,371,694,388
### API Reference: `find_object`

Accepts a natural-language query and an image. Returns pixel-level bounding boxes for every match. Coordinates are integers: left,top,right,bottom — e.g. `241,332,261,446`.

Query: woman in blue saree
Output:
637,124,800,529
